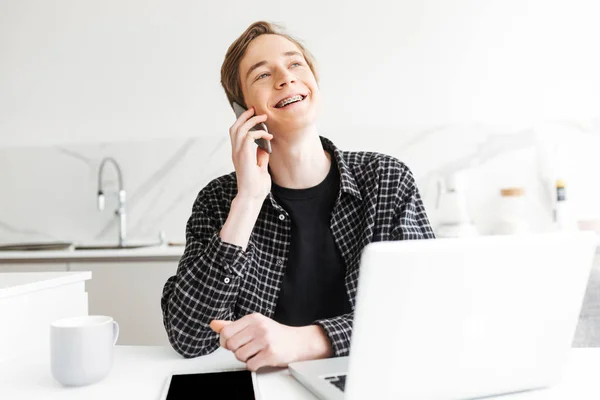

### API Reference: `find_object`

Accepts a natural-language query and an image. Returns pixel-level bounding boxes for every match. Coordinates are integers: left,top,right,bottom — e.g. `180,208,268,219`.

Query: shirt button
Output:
278,214,285,221
224,277,230,284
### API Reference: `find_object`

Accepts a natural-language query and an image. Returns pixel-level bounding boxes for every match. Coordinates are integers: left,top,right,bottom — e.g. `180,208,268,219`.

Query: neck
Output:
268,125,331,189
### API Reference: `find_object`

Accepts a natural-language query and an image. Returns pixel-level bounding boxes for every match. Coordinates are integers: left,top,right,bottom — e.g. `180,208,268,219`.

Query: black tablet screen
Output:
165,369,256,399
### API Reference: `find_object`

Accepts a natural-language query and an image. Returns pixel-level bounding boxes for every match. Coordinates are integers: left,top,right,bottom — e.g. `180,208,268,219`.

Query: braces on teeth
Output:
278,95,303,107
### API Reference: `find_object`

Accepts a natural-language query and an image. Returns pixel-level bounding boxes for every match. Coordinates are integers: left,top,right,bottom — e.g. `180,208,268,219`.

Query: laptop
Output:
288,231,598,400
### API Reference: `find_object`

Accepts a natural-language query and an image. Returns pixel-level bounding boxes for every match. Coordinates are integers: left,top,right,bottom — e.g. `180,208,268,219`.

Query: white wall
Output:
1,1,599,245
1,0,599,148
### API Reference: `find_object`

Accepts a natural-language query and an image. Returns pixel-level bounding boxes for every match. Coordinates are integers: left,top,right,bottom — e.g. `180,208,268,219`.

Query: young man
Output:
161,21,435,371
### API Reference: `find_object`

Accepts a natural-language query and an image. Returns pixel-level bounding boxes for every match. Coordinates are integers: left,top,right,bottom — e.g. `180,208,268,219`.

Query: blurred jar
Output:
492,187,531,235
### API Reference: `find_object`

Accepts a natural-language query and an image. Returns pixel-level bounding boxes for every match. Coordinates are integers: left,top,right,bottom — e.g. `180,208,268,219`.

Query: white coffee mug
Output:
50,315,119,386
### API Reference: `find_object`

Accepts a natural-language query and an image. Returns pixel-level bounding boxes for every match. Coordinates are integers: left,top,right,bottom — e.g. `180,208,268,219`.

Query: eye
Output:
290,62,302,68
256,72,270,80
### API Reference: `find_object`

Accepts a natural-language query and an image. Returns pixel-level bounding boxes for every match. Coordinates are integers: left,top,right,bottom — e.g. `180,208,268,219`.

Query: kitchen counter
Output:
0,270,91,298
0,234,597,264
0,245,185,263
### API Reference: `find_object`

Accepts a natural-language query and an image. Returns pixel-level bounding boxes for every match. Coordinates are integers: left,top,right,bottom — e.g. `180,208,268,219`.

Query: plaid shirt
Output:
161,136,435,358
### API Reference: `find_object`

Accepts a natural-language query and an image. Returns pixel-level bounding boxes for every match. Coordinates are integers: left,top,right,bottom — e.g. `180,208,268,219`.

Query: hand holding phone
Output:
232,102,272,154
228,102,273,201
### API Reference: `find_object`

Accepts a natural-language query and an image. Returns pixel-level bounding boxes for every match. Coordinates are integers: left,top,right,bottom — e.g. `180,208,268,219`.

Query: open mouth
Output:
275,94,307,109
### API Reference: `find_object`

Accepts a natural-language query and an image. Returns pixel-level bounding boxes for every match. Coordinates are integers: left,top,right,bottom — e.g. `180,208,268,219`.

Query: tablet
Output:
158,367,260,400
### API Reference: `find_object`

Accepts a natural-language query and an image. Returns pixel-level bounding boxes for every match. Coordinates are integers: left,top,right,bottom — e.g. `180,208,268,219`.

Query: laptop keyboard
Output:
324,374,347,392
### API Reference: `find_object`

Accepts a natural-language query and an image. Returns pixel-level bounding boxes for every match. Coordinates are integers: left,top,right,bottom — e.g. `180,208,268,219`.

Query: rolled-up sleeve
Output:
313,312,354,357
161,184,255,358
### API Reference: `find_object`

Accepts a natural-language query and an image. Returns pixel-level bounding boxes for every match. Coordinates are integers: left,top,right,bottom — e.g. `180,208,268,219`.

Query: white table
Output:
1,346,600,399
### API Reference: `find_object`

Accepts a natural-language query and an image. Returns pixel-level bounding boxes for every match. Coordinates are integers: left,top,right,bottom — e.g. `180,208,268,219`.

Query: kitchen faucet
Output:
97,157,127,247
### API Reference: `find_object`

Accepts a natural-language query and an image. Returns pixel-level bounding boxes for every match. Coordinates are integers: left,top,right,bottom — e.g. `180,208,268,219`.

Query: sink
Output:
0,240,182,252
74,244,157,250
0,241,75,251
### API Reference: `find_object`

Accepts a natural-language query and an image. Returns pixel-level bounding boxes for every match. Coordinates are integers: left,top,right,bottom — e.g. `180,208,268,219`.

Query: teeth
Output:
277,95,303,108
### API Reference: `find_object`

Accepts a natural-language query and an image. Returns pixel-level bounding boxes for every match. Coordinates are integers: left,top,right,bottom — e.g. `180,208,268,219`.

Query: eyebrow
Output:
245,51,303,80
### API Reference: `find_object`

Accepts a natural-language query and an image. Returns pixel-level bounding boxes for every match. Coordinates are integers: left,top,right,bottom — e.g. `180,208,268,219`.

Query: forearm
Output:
162,233,254,358
294,325,334,361
220,195,264,250
162,274,224,358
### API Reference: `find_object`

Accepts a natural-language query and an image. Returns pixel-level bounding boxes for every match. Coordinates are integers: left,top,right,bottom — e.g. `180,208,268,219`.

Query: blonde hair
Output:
220,21,318,109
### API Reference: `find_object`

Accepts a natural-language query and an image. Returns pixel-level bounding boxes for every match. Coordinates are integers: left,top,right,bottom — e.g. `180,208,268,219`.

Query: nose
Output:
274,68,296,88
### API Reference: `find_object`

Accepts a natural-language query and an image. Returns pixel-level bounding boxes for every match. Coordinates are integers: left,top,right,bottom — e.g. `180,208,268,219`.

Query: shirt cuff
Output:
203,232,254,277
313,313,353,357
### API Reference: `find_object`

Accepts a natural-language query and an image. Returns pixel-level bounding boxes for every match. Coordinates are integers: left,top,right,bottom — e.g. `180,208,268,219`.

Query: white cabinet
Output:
0,263,67,272
68,261,178,346
0,272,90,363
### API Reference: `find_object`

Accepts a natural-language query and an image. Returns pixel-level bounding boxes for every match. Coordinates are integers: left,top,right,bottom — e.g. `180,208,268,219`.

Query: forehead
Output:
240,34,303,72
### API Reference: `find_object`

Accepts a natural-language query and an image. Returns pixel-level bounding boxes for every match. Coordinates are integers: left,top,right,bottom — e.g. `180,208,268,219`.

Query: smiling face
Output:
239,34,320,135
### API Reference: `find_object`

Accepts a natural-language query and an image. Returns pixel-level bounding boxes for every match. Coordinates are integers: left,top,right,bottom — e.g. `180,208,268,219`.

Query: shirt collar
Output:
266,135,363,209
319,136,362,200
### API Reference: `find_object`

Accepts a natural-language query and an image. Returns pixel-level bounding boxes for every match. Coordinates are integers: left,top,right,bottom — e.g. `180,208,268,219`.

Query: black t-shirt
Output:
271,153,351,326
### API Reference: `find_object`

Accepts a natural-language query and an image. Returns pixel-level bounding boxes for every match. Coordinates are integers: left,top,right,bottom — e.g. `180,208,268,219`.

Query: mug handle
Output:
112,321,120,345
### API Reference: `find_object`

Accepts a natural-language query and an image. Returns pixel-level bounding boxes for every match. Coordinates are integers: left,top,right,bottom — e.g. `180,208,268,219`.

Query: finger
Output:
232,118,269,154
235,114,268,142
246,131,273,149
230,106,256,136
219,315,255,343
246,351,270,372
224,325,255,352
257,146,270,170
209,320,232,334
235,130,272,155
234,338,265,363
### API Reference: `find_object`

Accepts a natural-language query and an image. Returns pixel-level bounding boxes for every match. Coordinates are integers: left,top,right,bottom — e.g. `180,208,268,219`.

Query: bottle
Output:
553,179,577,231
493,187,531,235
434,171,479,238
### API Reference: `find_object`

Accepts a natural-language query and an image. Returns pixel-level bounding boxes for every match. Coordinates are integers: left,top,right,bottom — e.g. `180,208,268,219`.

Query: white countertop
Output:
0,234,597,264
1,346,600,400
0,245,185,263
0,271,91,298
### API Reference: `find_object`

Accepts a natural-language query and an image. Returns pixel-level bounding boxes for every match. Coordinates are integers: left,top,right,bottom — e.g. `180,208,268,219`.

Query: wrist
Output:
219,195,264,250
295,325,333,361
232,194,265,213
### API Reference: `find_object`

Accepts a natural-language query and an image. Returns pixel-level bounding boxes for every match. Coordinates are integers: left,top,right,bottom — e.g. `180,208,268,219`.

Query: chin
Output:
269,111,317,133
276,115,318,132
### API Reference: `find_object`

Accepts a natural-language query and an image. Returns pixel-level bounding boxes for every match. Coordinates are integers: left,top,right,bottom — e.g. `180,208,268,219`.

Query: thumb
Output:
257,147,270,170
209,320,232,334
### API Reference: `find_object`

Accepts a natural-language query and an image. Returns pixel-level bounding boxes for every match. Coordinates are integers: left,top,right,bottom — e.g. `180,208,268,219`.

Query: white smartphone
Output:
232,102,272,154
158,367,261,400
